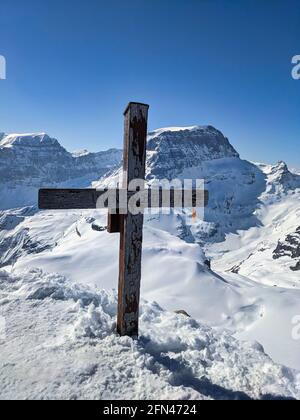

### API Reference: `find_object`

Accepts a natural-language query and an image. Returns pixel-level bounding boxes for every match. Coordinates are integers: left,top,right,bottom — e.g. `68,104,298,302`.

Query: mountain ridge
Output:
0,125,300,373
0,132,122,209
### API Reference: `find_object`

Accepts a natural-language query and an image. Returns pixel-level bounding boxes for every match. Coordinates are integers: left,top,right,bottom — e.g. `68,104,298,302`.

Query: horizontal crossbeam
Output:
39,188,209,210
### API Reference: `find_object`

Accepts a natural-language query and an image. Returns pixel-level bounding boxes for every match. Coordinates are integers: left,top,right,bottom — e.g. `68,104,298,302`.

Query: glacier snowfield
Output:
0,127,300,399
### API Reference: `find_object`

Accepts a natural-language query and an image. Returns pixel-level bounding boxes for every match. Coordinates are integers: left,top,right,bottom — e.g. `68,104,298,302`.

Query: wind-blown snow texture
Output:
0,269,299,400
0,126,300,399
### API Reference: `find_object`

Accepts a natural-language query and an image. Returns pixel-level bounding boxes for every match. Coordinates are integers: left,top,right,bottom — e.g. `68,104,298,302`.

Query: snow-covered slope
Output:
0,268,299,400
0,125,300,398
0,132,122,210
209,161,300,284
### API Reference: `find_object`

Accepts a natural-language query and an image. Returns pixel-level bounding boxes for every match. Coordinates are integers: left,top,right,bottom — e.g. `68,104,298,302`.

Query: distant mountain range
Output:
1,125,300,375
0,132,122,209
1,125,299,276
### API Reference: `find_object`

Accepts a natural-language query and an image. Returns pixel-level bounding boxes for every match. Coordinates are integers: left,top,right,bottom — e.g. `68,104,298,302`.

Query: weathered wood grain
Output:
117,102,149,337
39,188,209,210
37,101,210,339
39,189,103,209
107,213,123,233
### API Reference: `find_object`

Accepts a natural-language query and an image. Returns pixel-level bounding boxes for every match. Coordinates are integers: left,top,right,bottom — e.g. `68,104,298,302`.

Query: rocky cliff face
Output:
273,226,300,271
263,161,300,195
99,125,266,242
0,132,122,209
146,125,239,179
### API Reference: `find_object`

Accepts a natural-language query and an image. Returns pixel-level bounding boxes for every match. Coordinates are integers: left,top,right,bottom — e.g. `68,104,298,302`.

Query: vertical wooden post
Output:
117,102,149,337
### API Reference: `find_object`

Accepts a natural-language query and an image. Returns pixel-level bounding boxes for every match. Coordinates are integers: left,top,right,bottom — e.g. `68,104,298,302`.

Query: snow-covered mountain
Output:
145,125,239,179
259,161,300,195
0,132,122,209
99,126,267,242
1,125,300,399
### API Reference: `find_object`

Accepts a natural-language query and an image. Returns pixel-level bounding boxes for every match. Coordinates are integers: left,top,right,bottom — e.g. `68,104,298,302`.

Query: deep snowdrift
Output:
0,268,299,400
0,204,299,371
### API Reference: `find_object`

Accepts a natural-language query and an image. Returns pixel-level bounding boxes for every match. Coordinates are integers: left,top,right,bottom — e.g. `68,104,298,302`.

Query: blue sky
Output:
0,0,299,167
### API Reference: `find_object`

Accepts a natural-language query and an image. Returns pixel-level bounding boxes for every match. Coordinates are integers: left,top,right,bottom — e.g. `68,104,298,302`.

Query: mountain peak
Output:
148,125,227,140
146,124,239,179
0,131,122,209
270,161,293,178
72,149,90,157
0,132,61,149
262,161,300,195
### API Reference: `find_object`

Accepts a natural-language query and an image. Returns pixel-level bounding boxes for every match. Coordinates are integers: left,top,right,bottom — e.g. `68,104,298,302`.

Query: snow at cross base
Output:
0,127,300,399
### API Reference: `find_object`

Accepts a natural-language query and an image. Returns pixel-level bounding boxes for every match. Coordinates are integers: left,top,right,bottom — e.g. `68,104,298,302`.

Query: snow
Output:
209,192,300,286
5,209,248,327
72,149,90,157
147,126,201,139
1,202,299,373
202,163,300,370
1,125,300,399
0,132,122,210
0,268,299,400
0,133,59,148
147,125,231,141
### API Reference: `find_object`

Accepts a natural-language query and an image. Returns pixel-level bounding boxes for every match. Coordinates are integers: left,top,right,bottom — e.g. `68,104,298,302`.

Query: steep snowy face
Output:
262,161,300,195
0,132,122,209
0,132,6,142
209,162,300,288
146,126,239,180
97,125,266,242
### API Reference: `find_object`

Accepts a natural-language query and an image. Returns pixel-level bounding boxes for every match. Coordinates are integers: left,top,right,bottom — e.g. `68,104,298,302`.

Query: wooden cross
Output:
39,102,208,338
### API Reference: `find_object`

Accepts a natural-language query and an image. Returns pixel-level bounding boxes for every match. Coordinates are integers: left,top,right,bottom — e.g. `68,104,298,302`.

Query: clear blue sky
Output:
0,0,299,167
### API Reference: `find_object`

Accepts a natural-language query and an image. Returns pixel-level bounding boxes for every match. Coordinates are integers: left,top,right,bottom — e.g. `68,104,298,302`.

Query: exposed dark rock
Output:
146,126,239,180
273,227,300,271
174,310,191,317
91,223,107,232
